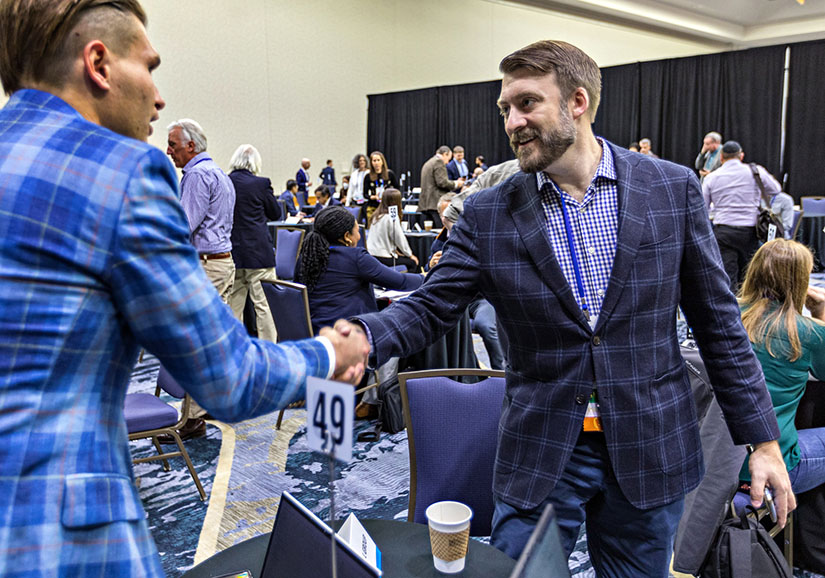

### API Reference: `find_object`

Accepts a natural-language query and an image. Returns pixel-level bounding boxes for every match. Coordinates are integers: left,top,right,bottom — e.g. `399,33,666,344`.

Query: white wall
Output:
4,0,722,188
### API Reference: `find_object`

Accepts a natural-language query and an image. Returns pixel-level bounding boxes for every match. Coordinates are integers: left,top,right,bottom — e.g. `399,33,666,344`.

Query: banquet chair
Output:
357,224,367,248
800,196,825,217
400,368,506,536
346,205,362,223
125,365,207,500
261,279,313,429
791,209,804,240
275,227,305,280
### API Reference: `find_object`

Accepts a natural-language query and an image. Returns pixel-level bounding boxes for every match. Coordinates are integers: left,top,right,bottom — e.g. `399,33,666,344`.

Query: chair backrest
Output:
345,205,361,224
801,196,825,217
275,227,306,280
261,279,313,341
276,199,288,221
357,224,367,248
400,368,506,536
791,209,804,239
157,364,186,399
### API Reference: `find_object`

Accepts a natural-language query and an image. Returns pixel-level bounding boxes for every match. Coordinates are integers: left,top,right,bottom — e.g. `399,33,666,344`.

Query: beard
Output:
509,106,576,173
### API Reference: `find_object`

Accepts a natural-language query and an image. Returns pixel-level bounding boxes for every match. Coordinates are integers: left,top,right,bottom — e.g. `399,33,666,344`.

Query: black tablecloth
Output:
798,216,825,265
403,231,438,269
401,310,478,372
181,519,515,578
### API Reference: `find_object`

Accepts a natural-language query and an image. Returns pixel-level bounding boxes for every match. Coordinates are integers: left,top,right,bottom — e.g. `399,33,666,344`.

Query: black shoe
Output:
157,418,206,444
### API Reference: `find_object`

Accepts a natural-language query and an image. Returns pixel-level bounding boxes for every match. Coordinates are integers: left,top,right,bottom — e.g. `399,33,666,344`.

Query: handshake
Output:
318,320,371,384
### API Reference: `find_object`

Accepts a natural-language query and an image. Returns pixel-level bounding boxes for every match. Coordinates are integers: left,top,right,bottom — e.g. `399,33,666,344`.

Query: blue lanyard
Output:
558,193,590,322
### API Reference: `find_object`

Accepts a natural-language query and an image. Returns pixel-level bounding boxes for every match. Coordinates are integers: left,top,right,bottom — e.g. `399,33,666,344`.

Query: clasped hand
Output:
318,320,370,384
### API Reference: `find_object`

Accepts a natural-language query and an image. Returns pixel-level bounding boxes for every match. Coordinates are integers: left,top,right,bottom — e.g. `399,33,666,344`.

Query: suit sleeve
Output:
433,161,456,192
355,249,422,291
262,179,282,221
678,170,780,445
108,149,330,421
356,198,482,365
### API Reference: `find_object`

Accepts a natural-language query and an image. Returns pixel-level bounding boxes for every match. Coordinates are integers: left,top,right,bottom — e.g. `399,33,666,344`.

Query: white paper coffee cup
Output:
425,501,473,573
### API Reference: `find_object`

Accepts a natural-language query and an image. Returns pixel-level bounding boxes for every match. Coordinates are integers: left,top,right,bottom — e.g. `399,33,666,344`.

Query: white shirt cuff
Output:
314,335,336,379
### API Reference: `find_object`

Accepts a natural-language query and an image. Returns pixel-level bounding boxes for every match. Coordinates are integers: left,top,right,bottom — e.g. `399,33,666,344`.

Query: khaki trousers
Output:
188,256,236,419
229,267,279,343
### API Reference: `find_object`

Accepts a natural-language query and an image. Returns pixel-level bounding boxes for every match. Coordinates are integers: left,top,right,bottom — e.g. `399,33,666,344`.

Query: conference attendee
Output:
695,131,723,181
347,153,369,207
446,145,471,180
320,159,337,193
442,159,520,225
0,2,369,576
280,179,306,218
628,141,640,152
367,188,419,272
638,137,659,158
362,150,398,225
702,140,782,292
771,190,796,239
428,194,506,370
338,174,350,202
296,206,422,334
296,157,312,204
227,144,281,343
475,155,489,171
738,240,825,495
419,145,463,228
167,118,236,304
314,184,341,211
355,40,791,574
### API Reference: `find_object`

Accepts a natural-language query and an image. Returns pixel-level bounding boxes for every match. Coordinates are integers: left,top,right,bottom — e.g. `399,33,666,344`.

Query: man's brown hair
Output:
0,0,146,95
499,40,602,122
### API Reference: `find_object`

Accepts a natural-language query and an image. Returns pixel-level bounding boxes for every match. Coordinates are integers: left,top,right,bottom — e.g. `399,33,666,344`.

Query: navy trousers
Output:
491,432,684,577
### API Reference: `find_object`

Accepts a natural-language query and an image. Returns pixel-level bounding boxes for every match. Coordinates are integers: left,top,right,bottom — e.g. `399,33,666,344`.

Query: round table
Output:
181,519,515,578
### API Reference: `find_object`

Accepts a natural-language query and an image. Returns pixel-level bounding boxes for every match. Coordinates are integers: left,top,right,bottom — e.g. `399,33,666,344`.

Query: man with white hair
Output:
695,131,723,181
296,157,312,204
167,118,236,438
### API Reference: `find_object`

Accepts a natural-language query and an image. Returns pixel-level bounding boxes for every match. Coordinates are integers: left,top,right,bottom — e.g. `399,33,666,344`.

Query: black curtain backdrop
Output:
368,43,789,187
367,81,512,188
786,39,825,198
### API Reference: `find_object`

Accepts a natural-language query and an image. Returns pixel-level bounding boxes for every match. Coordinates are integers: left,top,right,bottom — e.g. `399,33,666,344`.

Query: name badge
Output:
583,390,603,432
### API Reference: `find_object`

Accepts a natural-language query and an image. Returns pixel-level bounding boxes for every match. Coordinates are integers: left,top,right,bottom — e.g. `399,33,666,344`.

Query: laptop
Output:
259,491,382,578
509,504,571,578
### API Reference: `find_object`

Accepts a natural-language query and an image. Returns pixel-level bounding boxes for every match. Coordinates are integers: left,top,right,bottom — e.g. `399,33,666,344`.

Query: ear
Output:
569,87,590,121
82,40,112,92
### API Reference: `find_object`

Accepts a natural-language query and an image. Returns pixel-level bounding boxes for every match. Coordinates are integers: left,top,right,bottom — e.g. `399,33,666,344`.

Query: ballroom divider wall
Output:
369,42,820,198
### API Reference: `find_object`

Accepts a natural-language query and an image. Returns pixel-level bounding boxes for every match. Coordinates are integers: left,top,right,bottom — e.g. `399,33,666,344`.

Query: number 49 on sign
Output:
306,376,354,462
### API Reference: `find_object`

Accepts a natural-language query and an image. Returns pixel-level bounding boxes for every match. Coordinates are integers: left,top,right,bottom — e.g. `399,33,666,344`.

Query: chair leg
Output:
784,512,793,569
152,436,171,471
172,432,207,501
276,409,285,430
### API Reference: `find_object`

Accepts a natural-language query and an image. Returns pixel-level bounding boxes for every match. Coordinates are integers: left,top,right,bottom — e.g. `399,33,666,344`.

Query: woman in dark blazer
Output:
296,206,421,334
228,144,282,342
361,151,398,225
297,206,421,417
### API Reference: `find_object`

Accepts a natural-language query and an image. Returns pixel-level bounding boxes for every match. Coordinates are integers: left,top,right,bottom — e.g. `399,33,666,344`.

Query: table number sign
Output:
306,376,354,462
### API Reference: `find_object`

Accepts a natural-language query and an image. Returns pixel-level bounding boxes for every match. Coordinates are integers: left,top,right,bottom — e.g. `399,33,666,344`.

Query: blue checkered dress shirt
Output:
0,89,331,577
537,140,618,324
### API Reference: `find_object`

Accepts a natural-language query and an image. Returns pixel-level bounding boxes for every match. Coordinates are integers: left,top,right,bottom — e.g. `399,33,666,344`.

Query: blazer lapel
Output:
507,173,592,330
595,146,651,330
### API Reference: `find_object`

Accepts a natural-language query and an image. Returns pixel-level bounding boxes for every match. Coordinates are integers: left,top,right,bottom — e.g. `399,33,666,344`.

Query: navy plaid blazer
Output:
359,142,780,511
0,90,331,577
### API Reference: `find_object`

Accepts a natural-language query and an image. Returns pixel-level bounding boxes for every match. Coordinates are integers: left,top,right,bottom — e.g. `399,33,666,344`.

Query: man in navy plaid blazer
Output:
0,1,368,577
357,40,793,576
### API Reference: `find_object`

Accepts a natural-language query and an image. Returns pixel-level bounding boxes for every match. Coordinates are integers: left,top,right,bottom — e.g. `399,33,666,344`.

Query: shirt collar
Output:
535,137,616,194
182,151,212,173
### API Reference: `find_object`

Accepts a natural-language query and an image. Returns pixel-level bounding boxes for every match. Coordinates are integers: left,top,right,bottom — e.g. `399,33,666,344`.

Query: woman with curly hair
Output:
738,239,825,494
296,206,422,417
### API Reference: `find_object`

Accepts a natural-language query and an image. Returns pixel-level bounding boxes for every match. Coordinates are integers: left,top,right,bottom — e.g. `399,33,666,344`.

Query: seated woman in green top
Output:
738,239,825,493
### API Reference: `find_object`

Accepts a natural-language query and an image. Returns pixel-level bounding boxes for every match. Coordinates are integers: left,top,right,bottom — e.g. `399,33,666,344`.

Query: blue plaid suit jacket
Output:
0,90,331,577
359,143,780,511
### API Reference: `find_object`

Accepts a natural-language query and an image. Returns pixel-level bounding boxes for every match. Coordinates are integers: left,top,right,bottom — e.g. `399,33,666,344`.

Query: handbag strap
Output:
749,163,772,209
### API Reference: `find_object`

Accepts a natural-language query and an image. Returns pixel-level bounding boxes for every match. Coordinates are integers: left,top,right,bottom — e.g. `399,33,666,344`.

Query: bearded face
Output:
509,99,576,174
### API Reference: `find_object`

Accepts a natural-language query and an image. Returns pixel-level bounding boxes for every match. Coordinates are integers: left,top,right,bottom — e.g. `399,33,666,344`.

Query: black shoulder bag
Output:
750,163,785,243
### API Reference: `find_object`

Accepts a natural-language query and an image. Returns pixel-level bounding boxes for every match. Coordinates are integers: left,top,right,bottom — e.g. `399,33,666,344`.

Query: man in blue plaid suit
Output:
357,40,793,576
0,1,368,577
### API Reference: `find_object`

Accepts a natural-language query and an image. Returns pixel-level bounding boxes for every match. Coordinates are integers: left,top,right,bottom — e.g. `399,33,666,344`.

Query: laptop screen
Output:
509,504,570,578
260,492,381,578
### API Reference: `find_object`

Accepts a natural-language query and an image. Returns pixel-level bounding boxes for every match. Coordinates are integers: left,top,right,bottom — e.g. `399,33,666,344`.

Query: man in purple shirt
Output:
702,140,781,291
167,118,237,437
